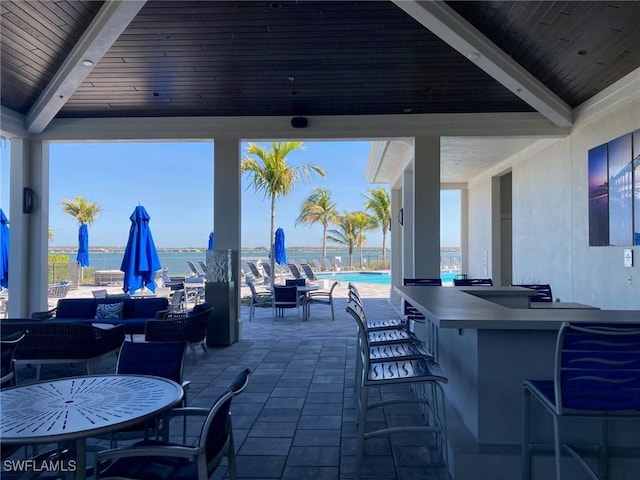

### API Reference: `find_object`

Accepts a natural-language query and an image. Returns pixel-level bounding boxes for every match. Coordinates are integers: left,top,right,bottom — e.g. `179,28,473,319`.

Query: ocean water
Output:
60,249,460,279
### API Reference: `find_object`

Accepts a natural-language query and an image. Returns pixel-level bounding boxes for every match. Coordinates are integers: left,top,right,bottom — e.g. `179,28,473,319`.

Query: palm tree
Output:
327,212,359,269
61,196,102,226
295,187,338,258
351,211,377,268
61,196,102,270
241,141,326,288
363,187,391,261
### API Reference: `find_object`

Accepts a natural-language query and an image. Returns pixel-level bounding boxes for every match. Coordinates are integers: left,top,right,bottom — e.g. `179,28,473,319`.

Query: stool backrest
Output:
453,278,493,286
555,322,640,413
512,283,553,302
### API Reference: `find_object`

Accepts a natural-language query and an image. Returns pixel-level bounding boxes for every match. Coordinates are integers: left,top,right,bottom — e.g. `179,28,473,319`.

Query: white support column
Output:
413,136,441,278
402,171,414,279
460,186,469,276
390,186,402,305
213,138,242,339
9,139,49,317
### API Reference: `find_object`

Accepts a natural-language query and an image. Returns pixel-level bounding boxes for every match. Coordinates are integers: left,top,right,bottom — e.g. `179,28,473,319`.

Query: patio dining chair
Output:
95,368,251,480
1,330,27,388
273,285,300,321
523,322,640,480
103,340,190,447
146,303,212,359
306,280,338,320
245,276,272,320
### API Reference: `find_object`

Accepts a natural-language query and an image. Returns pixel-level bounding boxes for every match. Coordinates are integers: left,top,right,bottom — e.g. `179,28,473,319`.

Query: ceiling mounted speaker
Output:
291,116,308,128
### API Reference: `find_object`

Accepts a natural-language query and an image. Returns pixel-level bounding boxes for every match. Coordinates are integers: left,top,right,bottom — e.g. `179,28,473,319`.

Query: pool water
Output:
316,271,460,285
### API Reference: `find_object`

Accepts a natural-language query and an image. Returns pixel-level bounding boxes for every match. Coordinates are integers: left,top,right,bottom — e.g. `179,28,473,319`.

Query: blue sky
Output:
1,140,460,248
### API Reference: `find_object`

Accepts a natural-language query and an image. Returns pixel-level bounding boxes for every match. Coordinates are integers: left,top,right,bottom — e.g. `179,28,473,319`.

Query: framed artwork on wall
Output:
588,129,639,247
588,143,609,246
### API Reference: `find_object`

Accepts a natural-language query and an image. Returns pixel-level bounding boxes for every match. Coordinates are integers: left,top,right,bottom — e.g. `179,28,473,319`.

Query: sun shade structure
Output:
208,232,215,250
274,228,286,265
0,209,8,289
76,223,89,267
120,206,162,295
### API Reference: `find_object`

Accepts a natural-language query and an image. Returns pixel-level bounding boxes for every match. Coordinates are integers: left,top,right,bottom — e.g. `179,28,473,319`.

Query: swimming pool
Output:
317,271,391,285
316,271,460,285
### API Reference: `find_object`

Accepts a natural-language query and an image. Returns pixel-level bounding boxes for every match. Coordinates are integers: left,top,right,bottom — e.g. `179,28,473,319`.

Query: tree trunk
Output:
270,193,276,291
322,223,327,259
381,228,387,262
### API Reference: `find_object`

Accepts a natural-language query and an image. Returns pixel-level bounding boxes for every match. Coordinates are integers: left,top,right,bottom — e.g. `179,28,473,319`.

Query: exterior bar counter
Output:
394,285,640,480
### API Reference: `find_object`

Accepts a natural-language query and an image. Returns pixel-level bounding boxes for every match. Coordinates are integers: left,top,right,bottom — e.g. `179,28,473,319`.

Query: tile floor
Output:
10,284,450,480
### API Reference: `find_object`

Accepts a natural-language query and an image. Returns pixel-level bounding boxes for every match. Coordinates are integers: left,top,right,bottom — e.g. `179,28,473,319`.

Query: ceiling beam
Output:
25,1,146,134
393,0,574,128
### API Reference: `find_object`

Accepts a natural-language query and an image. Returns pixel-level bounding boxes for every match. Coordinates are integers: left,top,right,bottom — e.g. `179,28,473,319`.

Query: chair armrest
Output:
157,406,209,440
96,443,199,467
308,291,329,297
154,309,171,319
32,308,56,320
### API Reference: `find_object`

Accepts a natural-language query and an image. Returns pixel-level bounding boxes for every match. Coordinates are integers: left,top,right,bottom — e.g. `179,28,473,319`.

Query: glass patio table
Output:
0,374,184,479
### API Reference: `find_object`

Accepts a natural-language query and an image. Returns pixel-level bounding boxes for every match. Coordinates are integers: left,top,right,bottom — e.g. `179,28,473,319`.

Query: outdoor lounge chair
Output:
197,260,208,275
246,261,265,282
186,260,205,278
95,368,251,480
260,261,275,280
47,283,70,298
287,263,304,280
300,263,319,282
320,257,333,271
333,257,343,271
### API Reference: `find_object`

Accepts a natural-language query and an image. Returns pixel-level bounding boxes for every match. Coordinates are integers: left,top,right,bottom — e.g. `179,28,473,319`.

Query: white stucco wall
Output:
466,181,492,279
467,89,640,309
569,100,640,309
512,138,574,302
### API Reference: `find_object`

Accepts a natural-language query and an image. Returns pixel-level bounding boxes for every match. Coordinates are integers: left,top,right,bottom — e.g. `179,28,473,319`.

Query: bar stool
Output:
346,299,449,480
523,322,640,480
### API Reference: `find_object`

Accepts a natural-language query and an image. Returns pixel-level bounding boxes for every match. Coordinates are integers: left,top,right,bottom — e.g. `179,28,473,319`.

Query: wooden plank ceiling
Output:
1,1,639,120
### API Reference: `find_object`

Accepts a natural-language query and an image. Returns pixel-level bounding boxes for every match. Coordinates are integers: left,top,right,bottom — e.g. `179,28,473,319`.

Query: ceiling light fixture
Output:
82,60,94,67
467,52,480,61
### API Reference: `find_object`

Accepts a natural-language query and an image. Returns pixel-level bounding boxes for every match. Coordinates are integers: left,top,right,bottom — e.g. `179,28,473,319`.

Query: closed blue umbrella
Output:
120,206,162,294
0,209,9,289
208,232,215,250
76,224,89,267
274,227,286,264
